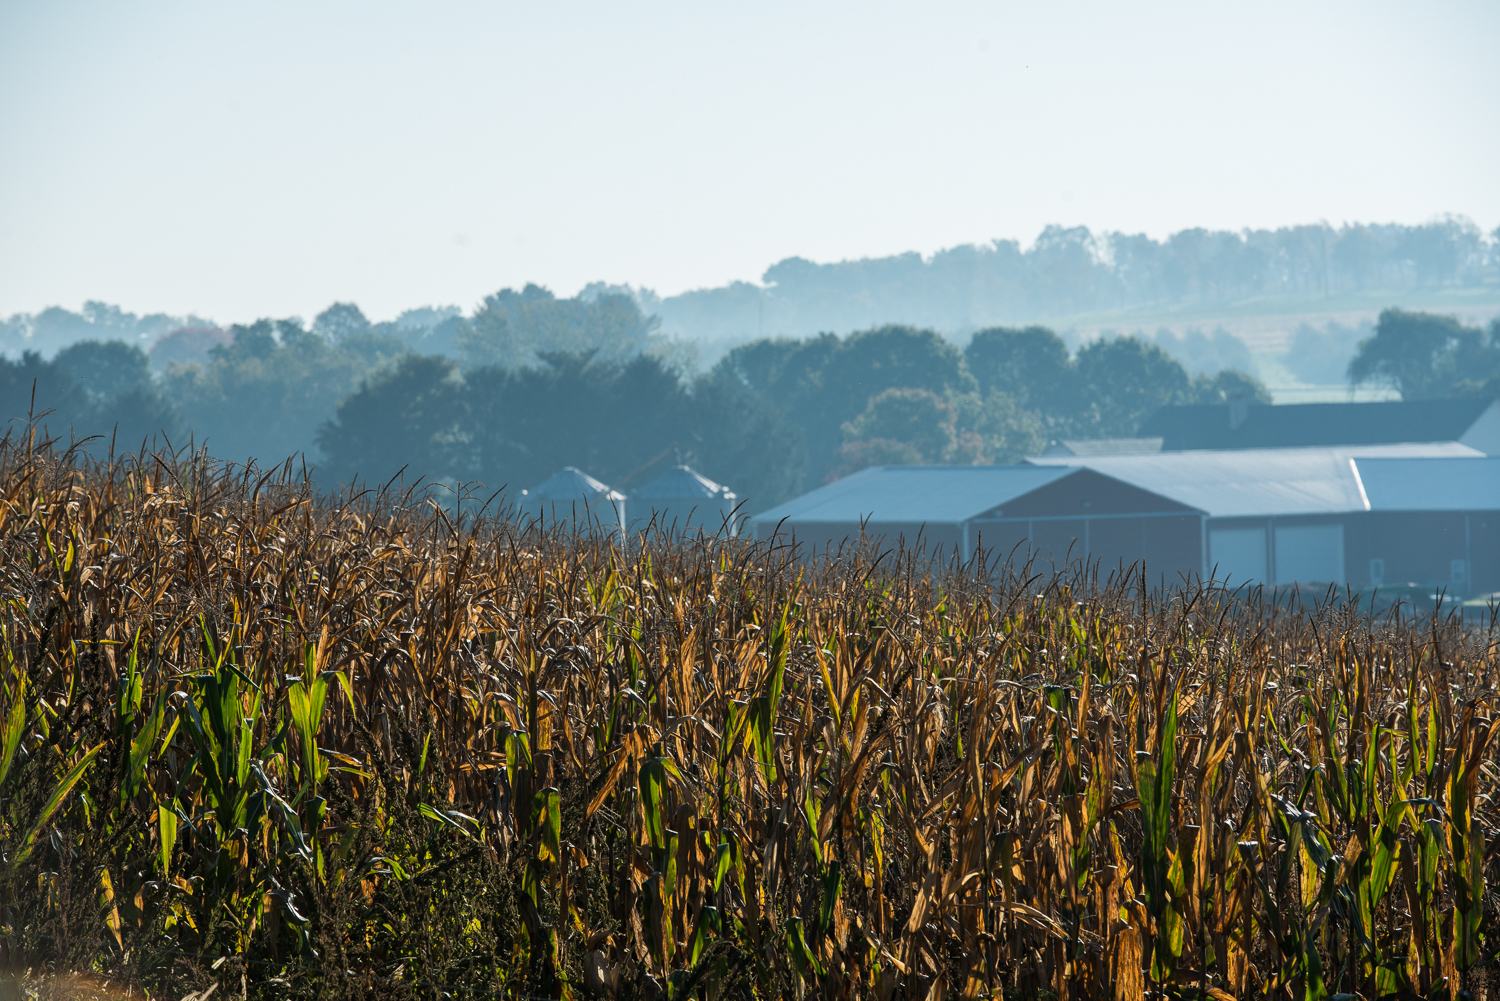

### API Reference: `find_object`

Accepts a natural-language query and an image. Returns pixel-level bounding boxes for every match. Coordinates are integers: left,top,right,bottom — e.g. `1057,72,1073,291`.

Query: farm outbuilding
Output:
518,466,626,536
750,464,1205,578
1028,443,1497,594
627,465,742,538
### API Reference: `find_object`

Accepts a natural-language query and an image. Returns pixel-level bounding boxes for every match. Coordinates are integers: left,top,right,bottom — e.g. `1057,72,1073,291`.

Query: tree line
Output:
3,295,1496,514
0,292,1269,511
655,216,1500,346
7,217,1497,366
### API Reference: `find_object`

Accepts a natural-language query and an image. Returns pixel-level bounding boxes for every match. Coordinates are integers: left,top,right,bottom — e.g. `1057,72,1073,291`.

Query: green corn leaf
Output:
1368,769,1410,905
0,675,26,791
786,916,825,981
818,860,843,940
541,787,562,863
119,689,169,813
157,801,178,876
1156,694,1177,845
664,829,680,902
711,842,734,894
287,669,329,792
15,744,103,863
419,803,480,841
505,729,532,774
767,602,789,711
639,754,668,851
689,906,719,968
117,635,143,729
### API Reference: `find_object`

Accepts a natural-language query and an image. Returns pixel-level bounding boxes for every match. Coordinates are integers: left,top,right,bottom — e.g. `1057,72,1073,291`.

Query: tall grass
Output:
0,428,1497,999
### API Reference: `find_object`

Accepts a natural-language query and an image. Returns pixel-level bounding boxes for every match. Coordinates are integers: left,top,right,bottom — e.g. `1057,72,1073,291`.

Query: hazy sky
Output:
2,1,1496,323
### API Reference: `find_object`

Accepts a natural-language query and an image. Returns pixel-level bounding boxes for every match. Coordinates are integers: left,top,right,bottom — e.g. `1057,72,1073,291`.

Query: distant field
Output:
3,438,1499,998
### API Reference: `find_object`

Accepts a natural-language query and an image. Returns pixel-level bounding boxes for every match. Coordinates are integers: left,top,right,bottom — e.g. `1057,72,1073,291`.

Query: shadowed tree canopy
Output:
0,346,180,453
315,355,466,488
1348,308,1499,399
1196,369,1273,405
715,322,1269,484
54,340,152,402
841,388,958,466
1070,337,1196,437
457,285,660,370
714,324,974,482
167,318,410,467
313,302,372,342
964,325,1072,409
318,351,806,514
0,352,85,427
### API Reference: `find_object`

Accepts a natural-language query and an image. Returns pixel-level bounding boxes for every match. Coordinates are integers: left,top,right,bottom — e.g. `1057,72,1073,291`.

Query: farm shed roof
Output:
521,466,625,502
1042,437,1164,456
1138,397,1499,452
630,465,735,501
753,465,1076,525
1357,457,1500,512
1025,443,1484,518
749,464,1201,527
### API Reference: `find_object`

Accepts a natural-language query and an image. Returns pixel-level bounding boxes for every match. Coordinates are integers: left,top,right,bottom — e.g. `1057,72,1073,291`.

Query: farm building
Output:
750,464,1206,578
518,466,626,536
1138,397,1500,454
627,465,742,537
1028,443,1498,593
1354,457,1500,596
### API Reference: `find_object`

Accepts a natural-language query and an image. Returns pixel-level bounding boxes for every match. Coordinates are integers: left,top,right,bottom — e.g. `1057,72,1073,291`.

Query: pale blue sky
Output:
1,0,1496,323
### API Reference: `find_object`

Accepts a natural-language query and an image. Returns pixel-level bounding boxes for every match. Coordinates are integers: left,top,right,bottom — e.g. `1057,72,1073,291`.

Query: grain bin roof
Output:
1026,443,1483,518
631,465,734,500
753,465,1086,526
1357,457,1500,511
522,466,625,502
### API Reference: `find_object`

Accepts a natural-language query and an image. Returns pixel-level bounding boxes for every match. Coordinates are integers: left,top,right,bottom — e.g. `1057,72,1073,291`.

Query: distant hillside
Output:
651,218,1500,365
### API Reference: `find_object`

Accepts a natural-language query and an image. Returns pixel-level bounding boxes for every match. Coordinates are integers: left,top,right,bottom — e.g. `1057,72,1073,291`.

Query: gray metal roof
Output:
630,465,735,501
1357,457,1500,511
521,466,625,502
1026,443,1483,518
1043,437,1164,456
1139,397,1498,451
751,465,1080,526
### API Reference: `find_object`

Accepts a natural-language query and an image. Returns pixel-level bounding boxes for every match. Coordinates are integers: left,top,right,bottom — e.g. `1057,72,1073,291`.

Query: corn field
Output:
1,432,1499,1000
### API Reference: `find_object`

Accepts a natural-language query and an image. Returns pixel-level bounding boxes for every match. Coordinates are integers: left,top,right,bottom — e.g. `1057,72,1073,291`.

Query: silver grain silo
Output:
627,465,741,538
519,467,626,536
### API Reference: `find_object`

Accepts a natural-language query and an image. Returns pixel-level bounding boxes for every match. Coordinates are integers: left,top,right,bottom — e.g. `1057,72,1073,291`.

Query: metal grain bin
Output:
627,465,741,538
519,466,626,537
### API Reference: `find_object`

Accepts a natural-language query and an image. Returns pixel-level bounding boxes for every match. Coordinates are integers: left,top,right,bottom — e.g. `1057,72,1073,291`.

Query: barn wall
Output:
755,520,964,558
1344,513,1463,590
968,515,1203,582
1343,511,1500,596
1474,513,1499,596
1202,511,1499,596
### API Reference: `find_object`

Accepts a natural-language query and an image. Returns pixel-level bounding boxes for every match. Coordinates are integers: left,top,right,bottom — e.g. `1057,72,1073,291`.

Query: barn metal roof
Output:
630,465,735,501
1042,437,1164,456
1139,397,1498,451
1356,457,1500,511
751,465,1088,526
521,466,625,502
1025,443,1483,518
